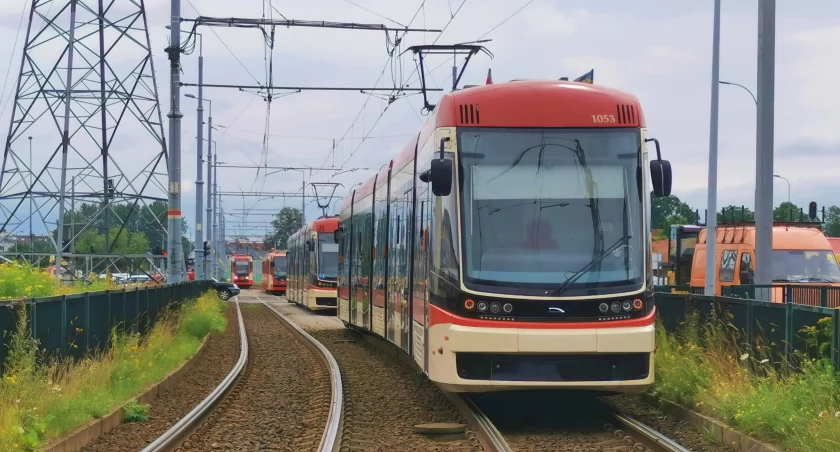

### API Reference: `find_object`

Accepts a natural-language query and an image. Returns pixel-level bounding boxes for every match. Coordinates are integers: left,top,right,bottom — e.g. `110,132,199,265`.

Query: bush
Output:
653,311,840,451
0,291,225,451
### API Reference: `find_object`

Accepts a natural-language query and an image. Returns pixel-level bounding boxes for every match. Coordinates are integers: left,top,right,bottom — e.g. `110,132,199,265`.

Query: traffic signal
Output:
809,202,818,221
203,241,211,255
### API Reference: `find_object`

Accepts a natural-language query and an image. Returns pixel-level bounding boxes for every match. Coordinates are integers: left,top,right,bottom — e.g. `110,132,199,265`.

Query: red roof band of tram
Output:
341,80,645,210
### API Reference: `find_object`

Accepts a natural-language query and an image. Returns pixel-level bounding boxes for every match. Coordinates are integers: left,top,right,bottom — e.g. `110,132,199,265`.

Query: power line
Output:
315,0,428,174
343,0,406,27
477,0,536,40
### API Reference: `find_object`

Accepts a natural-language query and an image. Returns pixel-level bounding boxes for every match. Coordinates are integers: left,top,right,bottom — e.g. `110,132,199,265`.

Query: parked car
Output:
212,278,240,300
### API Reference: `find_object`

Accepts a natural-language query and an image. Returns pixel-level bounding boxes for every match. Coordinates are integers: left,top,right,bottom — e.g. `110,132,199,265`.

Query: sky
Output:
0,0,839,241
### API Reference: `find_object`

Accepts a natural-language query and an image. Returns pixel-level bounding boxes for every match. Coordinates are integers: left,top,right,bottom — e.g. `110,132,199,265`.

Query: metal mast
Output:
0,0,168,280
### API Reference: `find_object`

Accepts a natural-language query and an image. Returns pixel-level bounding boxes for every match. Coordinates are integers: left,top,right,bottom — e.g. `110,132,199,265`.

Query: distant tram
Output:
230,253,254,288
262,250,288,294
287,216,340,310
335,78,673,393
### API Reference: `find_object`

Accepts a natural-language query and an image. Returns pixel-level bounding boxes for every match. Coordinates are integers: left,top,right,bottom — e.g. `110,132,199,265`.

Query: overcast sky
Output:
1,0,839,239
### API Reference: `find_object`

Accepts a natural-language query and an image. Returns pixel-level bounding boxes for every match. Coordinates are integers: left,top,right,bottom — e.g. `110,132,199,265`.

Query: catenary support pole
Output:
705,0,721,296
754,0,776,296
205,106,213,278
194,45,204,279
167,0,184,283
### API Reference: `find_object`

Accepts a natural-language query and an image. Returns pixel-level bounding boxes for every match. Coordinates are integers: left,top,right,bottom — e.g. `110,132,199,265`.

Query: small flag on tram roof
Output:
574,69,594,84
486,68,493,84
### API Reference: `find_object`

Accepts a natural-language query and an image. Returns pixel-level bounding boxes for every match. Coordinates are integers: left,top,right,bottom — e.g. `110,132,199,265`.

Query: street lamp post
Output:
184,92,208,279
720,80,757,106
705,0,721,297
773,174,790,204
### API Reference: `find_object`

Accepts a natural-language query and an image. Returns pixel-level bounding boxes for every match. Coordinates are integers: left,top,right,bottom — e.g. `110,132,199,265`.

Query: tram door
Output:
400,189,413,354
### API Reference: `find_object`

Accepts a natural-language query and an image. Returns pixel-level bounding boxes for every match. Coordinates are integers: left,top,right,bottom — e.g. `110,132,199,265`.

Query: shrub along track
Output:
171,304,333,451
307,327,484,452
82,303,241,452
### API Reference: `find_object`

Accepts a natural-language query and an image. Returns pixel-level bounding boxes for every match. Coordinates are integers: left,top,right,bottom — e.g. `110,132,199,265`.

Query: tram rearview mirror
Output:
334,228,341,244
431,137,453,197
650,159,672,197
430,159,452,196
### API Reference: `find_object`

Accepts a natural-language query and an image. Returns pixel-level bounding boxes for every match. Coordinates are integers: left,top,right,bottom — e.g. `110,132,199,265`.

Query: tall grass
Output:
0,262,151,300
654,311,840,451
0,291,227,451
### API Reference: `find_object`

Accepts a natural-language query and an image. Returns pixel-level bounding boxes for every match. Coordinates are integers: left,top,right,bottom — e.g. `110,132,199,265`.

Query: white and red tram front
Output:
336,80,672,393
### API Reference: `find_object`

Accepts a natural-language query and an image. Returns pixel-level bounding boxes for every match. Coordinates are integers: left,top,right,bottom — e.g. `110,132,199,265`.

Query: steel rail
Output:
452,394,512,452
612,411,692,452
140,301,248,452
261,301,343,452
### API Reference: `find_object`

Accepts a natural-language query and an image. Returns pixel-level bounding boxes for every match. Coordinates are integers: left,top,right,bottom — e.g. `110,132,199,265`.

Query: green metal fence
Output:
655,284,840,308
0,280,213,374
655,291,840,370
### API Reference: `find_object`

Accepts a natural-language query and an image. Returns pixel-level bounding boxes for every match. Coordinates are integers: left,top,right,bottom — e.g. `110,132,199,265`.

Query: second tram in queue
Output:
230,253,254,288
287,216,340,309
262,250,288,294
335,79,673,393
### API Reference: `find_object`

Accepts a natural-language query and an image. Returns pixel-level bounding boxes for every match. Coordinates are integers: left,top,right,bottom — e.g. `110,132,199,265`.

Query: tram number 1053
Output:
591,114,617,123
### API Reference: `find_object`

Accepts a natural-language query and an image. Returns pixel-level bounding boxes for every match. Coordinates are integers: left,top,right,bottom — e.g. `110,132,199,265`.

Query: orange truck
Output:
689,223,840,303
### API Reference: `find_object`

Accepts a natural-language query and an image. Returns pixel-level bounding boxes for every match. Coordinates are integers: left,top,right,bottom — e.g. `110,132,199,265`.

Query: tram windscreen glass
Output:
234,260,249,275
318,233,339,278
771,250,840,282
458,128,644,290
273,256,287,277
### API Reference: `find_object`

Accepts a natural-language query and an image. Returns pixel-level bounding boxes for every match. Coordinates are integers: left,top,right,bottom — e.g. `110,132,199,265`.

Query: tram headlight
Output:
622,301,632,312
502,303,513,314
477,301,488,312
610,301,621,313
633,298,644,310
599,303,609,313
490,302,501,314
464,299,475,310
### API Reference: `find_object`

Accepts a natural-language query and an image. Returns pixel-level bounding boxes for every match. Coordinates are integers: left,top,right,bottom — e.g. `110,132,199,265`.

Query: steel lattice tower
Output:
0,0,168,275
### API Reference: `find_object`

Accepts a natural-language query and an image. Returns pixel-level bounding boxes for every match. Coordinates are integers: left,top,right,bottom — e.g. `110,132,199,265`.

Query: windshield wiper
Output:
546,235,632,297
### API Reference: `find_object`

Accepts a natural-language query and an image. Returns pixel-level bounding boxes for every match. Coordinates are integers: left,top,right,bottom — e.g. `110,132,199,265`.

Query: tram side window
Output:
719,250,737,283
739,252,754,284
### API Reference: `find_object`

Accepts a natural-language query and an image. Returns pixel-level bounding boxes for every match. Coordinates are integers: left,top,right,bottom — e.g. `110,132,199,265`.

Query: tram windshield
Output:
273,255,287,277
234,260,249,276
458,127,644,292
318,232,339,278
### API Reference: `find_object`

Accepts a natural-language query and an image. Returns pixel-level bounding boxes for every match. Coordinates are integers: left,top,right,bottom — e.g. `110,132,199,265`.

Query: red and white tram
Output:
230,253,254,288
335,79,672,393
262,250,287,294
287,216,340,310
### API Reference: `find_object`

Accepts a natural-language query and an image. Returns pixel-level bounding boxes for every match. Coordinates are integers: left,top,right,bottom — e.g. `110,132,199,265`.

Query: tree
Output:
822,206,840,237
264,207,303,250
773,202,802,221
650,193,698,234
717,205,754,223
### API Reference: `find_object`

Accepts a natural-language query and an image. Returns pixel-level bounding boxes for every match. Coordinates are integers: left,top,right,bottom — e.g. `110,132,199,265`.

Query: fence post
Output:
784,300,794,363
832,309,840,370
85,291,90,352
61,295,67,356
746,297,754,347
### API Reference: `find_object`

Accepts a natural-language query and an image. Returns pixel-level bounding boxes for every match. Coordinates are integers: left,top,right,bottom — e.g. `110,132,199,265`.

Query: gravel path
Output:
181,304,332,451
82,303,240,452
308,328,483,452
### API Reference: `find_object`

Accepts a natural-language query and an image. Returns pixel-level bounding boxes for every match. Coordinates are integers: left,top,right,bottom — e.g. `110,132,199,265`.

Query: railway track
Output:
451,391,691,452
139,300,342,452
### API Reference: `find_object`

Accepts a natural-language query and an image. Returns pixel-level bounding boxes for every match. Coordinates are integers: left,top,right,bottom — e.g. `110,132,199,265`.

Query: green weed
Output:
653,310,840,451
122,400,149,423
0,291,226,451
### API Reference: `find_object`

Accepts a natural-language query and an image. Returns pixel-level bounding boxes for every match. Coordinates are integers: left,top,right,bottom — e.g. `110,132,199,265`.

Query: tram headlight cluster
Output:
599,298,645,315
464,298,514,315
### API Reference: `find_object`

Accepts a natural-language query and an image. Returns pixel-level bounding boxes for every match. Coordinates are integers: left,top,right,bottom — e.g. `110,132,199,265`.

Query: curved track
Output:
140,300,343,452
454,392,692,452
